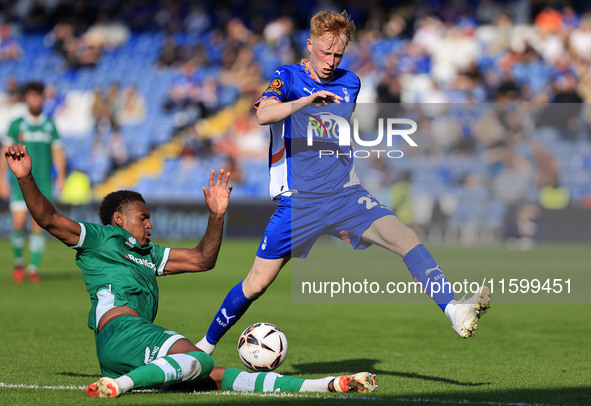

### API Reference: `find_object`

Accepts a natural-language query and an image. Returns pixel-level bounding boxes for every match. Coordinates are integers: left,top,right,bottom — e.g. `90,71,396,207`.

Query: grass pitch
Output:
0,238,589,405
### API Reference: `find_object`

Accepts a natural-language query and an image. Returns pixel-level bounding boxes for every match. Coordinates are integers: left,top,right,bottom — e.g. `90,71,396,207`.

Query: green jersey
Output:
4,113,60,187
71,222,171,333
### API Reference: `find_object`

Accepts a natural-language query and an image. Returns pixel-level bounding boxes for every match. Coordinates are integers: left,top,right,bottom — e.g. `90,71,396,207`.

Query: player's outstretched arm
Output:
164,169,232,275
4,144,80,246
256,90,343,125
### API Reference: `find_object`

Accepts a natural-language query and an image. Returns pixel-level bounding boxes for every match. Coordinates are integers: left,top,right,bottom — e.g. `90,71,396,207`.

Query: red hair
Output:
310,10,355,44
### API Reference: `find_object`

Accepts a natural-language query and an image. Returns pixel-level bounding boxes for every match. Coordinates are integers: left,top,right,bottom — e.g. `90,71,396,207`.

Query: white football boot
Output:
445,285,490,338
84,377,122,398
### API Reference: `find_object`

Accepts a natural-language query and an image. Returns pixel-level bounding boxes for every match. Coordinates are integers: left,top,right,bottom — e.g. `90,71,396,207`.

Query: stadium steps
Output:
93,142,182,199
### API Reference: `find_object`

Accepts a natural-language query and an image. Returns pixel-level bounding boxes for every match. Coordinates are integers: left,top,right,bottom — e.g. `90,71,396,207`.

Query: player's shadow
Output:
57,371,101,378
290,359,490,387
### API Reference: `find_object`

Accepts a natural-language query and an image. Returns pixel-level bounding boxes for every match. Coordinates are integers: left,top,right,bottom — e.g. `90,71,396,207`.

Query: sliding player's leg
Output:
86,322,214,398
86,317,377,398
361,215,490,337
89,364,376,397
196,256,287,354
220,368,376,393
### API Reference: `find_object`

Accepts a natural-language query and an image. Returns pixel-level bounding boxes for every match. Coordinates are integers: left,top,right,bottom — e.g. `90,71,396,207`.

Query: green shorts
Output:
95,315,187,378
10,178,52,211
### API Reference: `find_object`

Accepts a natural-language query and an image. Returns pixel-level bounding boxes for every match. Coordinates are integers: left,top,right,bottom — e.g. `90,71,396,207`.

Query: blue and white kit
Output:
254,59,394,259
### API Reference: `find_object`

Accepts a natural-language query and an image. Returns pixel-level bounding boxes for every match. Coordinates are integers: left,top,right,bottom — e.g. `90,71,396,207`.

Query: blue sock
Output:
205,281,253,345
403,244,455,311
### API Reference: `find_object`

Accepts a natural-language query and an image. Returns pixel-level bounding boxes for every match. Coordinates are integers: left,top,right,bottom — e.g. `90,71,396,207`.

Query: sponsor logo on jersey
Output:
125,253,155,269
261,236,268,250
305,112,350,144
125,236,137,248
18,131,52,143
303,87,315,95
342,87,350,102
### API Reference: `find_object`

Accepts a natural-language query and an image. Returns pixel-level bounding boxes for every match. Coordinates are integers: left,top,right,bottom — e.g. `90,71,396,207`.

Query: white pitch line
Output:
0,382,563,406
0,382,84,390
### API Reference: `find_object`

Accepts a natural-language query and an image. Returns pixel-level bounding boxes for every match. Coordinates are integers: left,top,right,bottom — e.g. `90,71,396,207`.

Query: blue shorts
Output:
256,185,394,259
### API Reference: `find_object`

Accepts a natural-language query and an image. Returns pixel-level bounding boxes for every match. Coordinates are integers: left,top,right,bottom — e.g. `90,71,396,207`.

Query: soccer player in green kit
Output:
4,143,376,398
0,81,66,283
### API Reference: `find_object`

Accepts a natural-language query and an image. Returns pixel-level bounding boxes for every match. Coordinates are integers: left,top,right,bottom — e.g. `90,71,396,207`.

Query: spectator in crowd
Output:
0,76,25,131
492,147,534,206
106,131,129,172
504,204,540,250
43,83,65,117
163,61,205,127
156,35,184,68
92,86,119,138
0,24,22,61
119,84,146,125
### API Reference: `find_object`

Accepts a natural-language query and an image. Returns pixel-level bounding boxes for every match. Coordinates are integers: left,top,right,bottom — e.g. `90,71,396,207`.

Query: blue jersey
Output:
255,59,361,199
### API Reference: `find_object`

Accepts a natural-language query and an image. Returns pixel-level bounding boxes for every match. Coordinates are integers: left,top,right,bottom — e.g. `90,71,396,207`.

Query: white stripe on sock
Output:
263,372,279,392
168,353,202,382
232,371,259,391
152,358,178,383
299,376,334,392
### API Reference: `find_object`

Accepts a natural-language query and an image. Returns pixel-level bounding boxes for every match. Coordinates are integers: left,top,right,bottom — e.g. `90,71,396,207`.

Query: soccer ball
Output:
237,322,288,371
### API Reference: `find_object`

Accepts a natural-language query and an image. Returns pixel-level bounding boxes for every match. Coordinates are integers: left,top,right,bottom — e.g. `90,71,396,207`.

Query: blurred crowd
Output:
1,0,590,244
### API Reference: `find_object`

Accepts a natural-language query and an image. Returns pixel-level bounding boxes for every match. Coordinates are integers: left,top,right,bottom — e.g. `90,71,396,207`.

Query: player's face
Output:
120,201,152,247
307,34,347,82
24,91,43,116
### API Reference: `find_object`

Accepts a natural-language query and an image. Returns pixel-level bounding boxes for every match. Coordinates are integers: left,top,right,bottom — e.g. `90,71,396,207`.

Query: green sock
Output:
29,233,46,269
10,230,25,266
221,368,305,392
127,351,213,390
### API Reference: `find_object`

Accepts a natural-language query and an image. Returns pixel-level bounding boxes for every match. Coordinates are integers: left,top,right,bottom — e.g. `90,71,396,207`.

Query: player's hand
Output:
304,90,343,105
5,143,32,180
202,169,232,217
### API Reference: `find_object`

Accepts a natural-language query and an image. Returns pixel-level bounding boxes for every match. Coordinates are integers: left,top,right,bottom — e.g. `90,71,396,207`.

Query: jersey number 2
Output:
358,195,378,210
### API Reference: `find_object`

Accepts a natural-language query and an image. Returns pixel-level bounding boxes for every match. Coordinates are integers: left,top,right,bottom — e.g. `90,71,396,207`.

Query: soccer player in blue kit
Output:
197,10,490,355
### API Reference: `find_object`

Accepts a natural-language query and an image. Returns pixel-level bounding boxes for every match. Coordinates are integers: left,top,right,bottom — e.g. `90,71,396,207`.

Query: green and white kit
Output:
71,222,185,376
4,113,60,210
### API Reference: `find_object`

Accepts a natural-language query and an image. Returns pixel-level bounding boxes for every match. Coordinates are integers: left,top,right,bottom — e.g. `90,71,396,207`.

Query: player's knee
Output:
400,226,421,254
402,226,420,245
243,272,270,299
184,351,214,381
245,280,268,300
